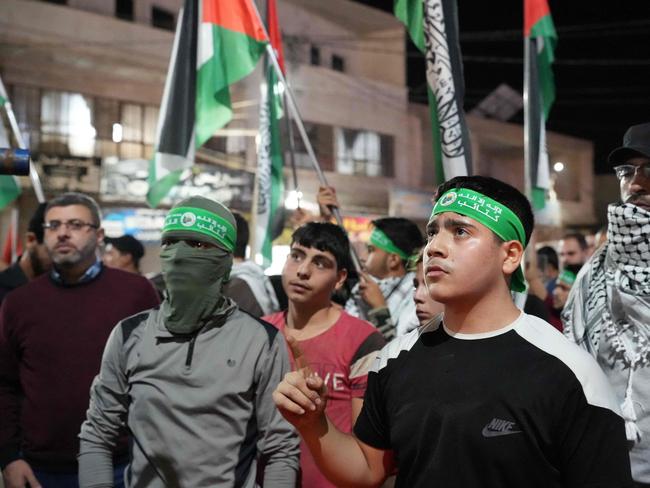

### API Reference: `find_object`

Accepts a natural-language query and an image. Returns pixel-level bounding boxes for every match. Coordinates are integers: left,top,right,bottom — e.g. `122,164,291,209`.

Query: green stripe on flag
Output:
0,176,21,209
195,26,267,148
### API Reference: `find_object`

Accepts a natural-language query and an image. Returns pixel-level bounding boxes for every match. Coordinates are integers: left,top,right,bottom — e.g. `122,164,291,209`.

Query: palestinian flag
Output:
394,0,472,184
253,0,284,268
524,0,557,210
0,79,22,210
147,0,268,207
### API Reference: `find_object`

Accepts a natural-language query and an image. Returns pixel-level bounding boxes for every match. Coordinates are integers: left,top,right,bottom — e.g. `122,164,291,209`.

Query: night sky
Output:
354,0,650,174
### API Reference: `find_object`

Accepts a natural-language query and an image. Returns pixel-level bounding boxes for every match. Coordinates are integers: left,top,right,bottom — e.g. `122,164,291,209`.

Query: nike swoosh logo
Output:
482,426,522,437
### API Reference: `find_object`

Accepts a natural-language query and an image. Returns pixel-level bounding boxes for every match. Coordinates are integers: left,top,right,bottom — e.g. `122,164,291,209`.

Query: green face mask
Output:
160,241,234,335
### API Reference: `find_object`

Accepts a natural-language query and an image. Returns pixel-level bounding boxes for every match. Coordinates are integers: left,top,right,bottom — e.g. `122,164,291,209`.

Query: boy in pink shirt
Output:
264,222,384,488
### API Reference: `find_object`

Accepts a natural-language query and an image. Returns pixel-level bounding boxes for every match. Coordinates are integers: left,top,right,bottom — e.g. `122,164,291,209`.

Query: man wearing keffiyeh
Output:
563,122,650,487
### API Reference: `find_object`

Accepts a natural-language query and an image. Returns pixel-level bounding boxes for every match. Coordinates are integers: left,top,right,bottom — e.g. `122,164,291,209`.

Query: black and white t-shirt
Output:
354,313,633,488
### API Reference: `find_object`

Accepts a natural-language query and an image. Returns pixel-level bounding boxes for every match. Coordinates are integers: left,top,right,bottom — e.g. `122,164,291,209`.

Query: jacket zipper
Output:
185,333,198,368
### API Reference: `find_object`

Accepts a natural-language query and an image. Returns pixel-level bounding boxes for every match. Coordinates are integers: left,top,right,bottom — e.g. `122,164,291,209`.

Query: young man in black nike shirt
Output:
273,175,633,488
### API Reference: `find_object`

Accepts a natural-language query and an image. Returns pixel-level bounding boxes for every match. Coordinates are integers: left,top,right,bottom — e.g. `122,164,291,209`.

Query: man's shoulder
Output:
118,308,155,344
230,308,281,348
371,318,438,374
0,263,27,288
101,267,154,287
2,272,53,305
514,314,621,414
337,311,384,339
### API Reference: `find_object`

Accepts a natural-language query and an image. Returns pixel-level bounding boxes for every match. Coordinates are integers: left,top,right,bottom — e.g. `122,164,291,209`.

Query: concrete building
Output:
0,0,598,271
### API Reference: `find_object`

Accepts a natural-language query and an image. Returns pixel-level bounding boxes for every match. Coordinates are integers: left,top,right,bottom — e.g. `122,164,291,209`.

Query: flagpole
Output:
263,44,362,273
523,37,533,201
0,77,45,204
282,92,300,205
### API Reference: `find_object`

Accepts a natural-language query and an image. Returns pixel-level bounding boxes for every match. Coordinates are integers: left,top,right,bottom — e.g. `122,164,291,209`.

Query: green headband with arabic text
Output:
558,268,577,286
162,206,236,253
431,188,527,292
369,228,413,260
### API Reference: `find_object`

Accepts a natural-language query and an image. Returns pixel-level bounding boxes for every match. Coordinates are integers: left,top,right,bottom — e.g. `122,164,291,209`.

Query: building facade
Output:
0,0,597,271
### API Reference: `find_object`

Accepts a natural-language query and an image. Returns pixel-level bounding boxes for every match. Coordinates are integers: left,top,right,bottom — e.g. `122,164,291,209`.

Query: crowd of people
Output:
0,122,647,487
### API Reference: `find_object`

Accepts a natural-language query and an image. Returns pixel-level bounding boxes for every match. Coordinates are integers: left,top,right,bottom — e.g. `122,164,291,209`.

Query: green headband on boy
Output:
558,269,577,286
163,206,236,253
431,188,527,292
369,228,411,260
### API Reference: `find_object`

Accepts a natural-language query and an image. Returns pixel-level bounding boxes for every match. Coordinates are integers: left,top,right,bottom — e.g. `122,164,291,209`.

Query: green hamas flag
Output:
394,0,472,184
252,0,284,268
0,81,21,209
147,0,269,207
253,58,284,268
525,0,557,210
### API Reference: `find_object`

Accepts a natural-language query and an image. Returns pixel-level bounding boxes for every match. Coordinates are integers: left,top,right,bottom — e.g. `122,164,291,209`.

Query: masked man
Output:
78,196,299,487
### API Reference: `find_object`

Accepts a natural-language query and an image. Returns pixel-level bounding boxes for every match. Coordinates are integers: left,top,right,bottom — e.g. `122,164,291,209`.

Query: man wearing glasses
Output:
563,123,650,488
0,192,159,488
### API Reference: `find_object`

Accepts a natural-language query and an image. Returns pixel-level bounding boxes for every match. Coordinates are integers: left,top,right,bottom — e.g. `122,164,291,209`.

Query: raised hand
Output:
273,335,328,431
317,186,339,220
358,272,387,309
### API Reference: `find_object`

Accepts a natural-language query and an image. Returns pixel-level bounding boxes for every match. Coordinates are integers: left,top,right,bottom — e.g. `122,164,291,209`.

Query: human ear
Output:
501,240,524,276
334,269,348,291
24,232,37,250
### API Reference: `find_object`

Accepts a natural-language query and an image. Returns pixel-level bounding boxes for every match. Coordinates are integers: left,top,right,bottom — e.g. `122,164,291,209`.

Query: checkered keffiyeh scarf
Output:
563,203,650,443
345,273,415,336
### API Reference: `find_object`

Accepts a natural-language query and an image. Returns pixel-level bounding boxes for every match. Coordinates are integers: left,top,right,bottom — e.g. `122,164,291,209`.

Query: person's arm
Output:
255,332,300,487
556,384,633,487
317,186,339,222
0,301,42,488
78,324,131,488
274,370,393,487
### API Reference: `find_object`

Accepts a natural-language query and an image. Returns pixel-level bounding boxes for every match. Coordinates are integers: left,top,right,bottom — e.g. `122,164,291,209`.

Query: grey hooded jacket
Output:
78,303,299,487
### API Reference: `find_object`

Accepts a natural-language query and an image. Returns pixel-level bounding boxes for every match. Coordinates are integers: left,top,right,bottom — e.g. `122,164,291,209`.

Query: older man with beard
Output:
563,122,650,488
0,192,159,488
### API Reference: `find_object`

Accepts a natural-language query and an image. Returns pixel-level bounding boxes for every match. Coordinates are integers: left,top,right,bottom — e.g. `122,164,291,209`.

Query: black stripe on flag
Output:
157,0,198,157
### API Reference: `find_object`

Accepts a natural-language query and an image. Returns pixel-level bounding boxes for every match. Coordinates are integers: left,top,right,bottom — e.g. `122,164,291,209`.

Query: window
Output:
41,91,96,157
310,46,320,66
332,54,345,72
335,128,394,177
282,121,334,171
152,6,175,31
115,0,134,21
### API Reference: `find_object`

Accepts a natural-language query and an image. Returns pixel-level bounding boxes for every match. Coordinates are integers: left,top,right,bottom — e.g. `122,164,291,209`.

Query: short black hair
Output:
371,217,424,262
434,176,534,247
28,202,48,244
232,212,249,259
563,232,588,251
537,246,559,271
46,192,102,226
291,222,351,272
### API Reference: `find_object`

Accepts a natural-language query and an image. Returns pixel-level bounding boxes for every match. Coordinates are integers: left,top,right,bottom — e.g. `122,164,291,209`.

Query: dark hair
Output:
291,222,351,272
27,203,48,244
371,217,424,263
434,176,534,246
562,232,588,251
46,192,102,226
537,246,559,271
232,212,249,259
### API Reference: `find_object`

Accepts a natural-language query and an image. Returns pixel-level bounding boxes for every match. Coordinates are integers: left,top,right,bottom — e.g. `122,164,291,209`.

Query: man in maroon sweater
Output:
0,192,159,488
